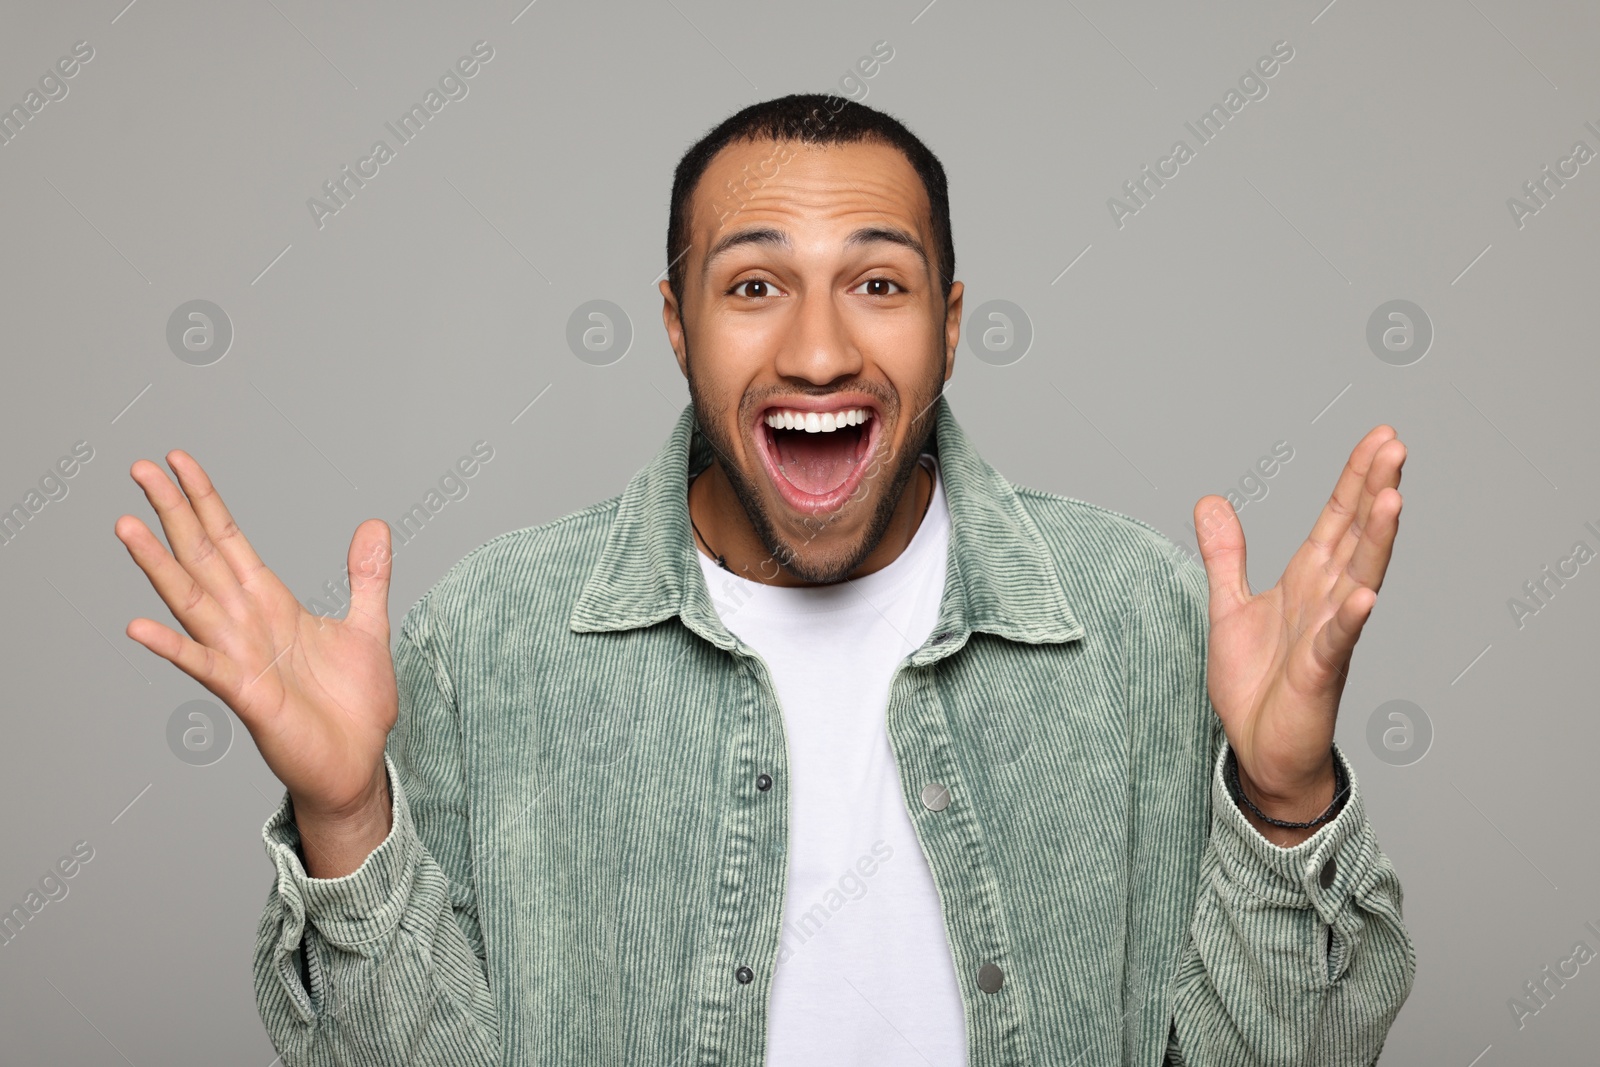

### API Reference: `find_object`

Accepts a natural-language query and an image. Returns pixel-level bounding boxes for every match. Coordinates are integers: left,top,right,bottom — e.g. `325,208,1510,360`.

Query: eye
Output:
728,278,778,299
854,277,903,297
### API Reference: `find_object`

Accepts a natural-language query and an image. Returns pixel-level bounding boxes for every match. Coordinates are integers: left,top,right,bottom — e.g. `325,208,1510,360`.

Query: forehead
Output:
689,138,931,258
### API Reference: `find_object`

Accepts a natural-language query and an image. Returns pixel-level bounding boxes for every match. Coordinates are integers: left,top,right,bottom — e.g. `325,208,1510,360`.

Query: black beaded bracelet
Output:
1226,745,1349,830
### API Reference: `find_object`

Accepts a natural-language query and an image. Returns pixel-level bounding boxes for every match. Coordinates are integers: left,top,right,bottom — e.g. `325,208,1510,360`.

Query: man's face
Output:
660,137,963,583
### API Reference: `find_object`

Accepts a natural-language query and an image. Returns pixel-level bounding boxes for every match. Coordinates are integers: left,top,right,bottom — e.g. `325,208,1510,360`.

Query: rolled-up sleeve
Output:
1166,720,1417,1065
253,603,500,1067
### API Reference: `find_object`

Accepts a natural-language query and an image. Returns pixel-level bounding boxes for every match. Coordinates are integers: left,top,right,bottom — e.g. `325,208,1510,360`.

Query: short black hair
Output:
666,93,955,314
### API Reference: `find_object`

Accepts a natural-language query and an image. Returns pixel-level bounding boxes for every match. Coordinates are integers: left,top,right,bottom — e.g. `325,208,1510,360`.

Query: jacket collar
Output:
568,397,1086,657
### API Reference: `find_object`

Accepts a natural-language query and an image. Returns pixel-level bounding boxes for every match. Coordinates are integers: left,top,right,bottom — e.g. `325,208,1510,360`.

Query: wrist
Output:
1227,748,1345,847
1237,755,1337,822
291,759,390,824
291,767,393,878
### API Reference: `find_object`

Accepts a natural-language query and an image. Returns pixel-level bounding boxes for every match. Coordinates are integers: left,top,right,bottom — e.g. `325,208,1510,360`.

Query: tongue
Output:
774,425,862,495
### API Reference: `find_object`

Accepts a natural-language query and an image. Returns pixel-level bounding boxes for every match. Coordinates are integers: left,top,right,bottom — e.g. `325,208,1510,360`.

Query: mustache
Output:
738,382,899,424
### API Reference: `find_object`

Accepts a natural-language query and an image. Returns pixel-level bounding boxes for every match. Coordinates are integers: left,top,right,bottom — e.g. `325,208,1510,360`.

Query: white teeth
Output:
763,406,872,433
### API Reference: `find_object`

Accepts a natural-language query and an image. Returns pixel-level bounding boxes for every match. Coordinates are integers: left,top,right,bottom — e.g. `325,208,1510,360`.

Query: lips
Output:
752,401,881,515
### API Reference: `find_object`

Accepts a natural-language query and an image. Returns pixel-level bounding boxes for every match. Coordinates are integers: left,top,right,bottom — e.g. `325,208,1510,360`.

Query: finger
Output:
1309,584,1376,680
1333,487,1402,607
342,519,393,644
130,457,247,611
1332,437,1406,576
1306,426,1397,554
125,615,245,706
115,513,236,646
1193,494,1250,613
165,450,278,596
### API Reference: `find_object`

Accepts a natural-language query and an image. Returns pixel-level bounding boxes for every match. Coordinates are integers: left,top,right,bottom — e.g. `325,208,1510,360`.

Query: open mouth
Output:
753,403,880,515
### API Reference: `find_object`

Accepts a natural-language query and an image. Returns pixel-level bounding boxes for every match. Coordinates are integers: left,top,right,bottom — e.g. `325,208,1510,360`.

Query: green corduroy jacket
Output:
254,397,1415,1065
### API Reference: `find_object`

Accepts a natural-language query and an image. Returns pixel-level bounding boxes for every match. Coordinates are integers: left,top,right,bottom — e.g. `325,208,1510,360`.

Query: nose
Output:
772,287,863,386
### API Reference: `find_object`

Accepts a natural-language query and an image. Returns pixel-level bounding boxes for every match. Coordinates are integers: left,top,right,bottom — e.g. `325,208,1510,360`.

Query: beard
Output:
684,352,942,586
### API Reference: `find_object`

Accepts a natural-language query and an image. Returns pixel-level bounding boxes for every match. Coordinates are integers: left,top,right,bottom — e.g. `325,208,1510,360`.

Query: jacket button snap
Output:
756,773,773,792
735,966,754,984
977,962,1005,994
921,782,951,811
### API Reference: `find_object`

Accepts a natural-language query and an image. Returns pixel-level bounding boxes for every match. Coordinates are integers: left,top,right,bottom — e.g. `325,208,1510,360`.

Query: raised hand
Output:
1193,426,1406,845
116,450,398,874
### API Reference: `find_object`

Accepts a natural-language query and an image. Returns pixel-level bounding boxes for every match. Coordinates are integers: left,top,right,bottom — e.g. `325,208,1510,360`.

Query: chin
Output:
744,443,922,586
762,523,876,585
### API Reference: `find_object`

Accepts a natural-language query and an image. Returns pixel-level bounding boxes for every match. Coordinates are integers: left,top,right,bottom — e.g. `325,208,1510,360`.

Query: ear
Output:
659,278,688,379
942,279,964,382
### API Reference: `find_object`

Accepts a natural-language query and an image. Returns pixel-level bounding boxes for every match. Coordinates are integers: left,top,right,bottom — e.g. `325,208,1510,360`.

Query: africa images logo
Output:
1106,40,1295,228
0,40,95,150
307,41,495,230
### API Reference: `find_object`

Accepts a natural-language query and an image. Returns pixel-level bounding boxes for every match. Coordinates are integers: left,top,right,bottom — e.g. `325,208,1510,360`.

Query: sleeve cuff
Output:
1209,739,1382,925
261,751,421,952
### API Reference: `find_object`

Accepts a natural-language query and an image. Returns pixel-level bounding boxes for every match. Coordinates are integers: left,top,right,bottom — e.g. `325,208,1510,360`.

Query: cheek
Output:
686,358,763,471
884,358,948,441
692,311,784,382
685,325,752,392
855,314,941,382
689,321,789,429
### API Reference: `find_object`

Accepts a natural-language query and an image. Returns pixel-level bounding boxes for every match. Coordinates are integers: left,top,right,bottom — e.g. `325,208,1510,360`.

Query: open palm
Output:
1194,426,1406,806
116,450,397,820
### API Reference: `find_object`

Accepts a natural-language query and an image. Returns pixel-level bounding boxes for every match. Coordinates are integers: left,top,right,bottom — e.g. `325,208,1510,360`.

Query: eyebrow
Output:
700,225,930,282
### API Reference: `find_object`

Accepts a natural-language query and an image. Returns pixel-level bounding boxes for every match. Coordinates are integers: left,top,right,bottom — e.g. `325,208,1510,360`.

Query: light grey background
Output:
1,0,1595,1062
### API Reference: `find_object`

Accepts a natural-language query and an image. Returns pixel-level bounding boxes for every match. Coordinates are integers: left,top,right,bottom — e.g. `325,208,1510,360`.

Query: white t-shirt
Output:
694,453,965,1065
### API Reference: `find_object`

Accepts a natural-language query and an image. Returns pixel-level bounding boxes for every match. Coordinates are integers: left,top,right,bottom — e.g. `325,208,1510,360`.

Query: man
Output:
116,94,1415,1064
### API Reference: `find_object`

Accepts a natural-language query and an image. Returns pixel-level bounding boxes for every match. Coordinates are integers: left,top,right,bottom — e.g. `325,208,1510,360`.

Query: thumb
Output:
344,518,393,643
1192,494,1250,614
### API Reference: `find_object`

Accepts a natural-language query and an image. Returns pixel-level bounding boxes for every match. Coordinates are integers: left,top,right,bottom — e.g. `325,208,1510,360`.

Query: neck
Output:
689,456,933,587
